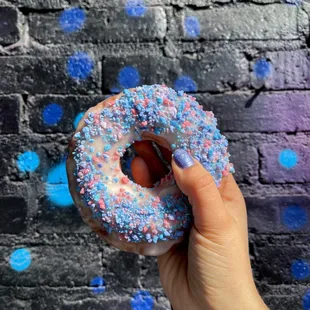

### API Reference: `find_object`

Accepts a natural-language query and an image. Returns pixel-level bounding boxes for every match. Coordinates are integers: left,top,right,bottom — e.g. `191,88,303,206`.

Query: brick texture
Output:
1,1,310,309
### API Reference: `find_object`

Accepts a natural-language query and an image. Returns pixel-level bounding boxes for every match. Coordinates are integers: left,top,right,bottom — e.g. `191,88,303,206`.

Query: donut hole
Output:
120,141,172,188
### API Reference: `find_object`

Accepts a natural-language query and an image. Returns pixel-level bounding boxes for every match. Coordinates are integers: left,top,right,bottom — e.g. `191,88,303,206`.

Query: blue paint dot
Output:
282,205,307,230
42,103,63,126
67,52,94,80
126,0,147,17
73,112,84,129
9,248,32,272
303,290,310,310
46,162,74,207
174,75,197,92
90,276,106,294
291,260,310,280
253,59,272,80
17,151,40,173
185,16,200,38
279,149,298,169
118,66,140,89
285,0,302,6
131,290,154,310
59,8,86,33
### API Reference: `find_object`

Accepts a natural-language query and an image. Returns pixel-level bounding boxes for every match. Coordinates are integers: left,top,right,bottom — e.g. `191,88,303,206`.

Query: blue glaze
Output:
46,162,74,207
90,276,106,294
303,290,310,310
291,260,310,280
9,248,31,272
131,291,154,310
126,0,147,17
253,59,272,80
185,16,200,37
59,8,86,33
282,205,307,230
42,103,63,126
118,66,140,89
73,112,85,129
279,149,298,169
174,76,197,92
67,52,94,80
17,151,40,173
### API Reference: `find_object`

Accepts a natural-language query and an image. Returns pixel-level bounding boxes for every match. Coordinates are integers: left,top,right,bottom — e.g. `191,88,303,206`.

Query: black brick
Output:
0,95,20,134
102,51,248,93
0,57,99,95
29,8,166,44
28,95,107,133
0,7,20,46
0,196,27,234
37,196,90,234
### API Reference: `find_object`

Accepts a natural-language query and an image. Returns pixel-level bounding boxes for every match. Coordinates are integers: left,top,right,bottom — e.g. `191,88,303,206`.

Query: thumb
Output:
172,149,232,237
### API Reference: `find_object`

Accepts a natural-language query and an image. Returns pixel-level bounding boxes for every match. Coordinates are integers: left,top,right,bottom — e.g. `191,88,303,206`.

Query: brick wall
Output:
0,0,309,309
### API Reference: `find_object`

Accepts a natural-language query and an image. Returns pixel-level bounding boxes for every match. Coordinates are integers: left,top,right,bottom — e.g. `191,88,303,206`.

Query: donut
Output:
66,85,234,256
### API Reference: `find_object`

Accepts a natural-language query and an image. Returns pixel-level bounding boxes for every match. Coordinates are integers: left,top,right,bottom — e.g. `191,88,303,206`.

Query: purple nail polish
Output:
173,149,194,169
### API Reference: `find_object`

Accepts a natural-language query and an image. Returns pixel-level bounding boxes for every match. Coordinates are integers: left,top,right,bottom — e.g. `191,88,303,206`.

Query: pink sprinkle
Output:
223,170,229,177
143,227,148,233
80,188,85,194
121,176,129,184
141,121,147,126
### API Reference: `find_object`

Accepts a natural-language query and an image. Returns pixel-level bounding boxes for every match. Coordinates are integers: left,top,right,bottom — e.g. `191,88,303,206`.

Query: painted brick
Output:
260,143,310,183
140,256,162,288
0,56,99,95
264,295,305,310
0,245,101,286
30,8,166,44
28,95,107,133
254,244,310,284
0,95,20,134
198,92,310,132
174,5,298,40
0,196,27,234
102,51,248,93
0,7,20,46
228,142,258,183
265,50,310,90
246,196,310,234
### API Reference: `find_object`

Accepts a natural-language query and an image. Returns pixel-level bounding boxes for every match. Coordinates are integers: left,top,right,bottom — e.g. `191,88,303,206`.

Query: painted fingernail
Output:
173,149,195,169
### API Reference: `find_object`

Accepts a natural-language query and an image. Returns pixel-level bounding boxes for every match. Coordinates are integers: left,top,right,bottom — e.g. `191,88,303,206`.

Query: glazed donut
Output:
67,85,234,256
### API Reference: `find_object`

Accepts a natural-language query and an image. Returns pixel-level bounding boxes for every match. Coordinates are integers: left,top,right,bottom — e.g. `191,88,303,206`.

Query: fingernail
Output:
173,149,195,169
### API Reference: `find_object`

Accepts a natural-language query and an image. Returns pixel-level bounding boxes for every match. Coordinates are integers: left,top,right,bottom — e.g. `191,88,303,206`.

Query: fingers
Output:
131,157,154,188
134,140,169,182
172,149,233,238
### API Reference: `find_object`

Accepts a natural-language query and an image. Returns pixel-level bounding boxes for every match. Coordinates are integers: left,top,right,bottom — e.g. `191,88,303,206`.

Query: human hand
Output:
131,143,269,310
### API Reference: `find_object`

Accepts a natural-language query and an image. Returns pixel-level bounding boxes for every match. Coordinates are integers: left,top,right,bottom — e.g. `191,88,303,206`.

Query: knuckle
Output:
194,172,215,193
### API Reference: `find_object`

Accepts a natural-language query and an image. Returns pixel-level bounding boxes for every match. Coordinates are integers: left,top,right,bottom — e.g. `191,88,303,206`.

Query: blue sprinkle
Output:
282,205,307,230
67,52,94,80
126,0,147,17
73,112,85,129
17,151,40,173
279,149,298,169
131,290,154,310
90,276,106,294
185,16,200,38
118,66,140,89
42,103,63,126
104,145,112,152
291,260,310,280
174,76,197,92
253,59,272,80
303,290,310,310
59,8,86,33
9,248,32,272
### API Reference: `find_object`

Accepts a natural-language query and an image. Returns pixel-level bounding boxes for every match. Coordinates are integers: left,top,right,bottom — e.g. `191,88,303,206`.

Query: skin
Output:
68,95,269,310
